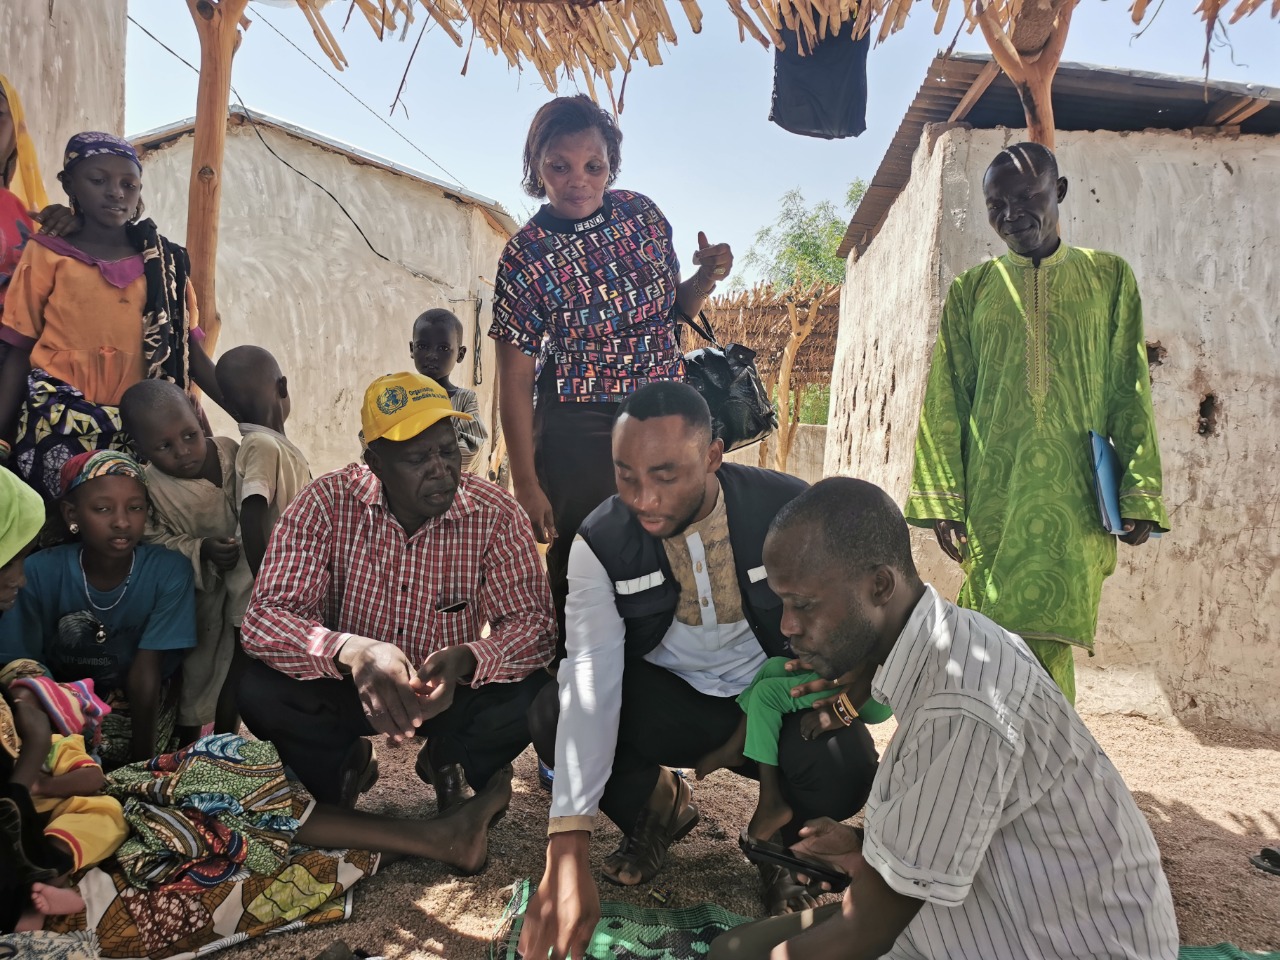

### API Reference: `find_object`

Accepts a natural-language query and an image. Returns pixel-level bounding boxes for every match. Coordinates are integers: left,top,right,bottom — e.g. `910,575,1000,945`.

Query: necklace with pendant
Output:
79,549,135,643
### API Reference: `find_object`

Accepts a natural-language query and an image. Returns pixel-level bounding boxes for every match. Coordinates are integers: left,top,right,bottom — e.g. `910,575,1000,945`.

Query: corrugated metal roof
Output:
130,105,519,236
837,52,1280,259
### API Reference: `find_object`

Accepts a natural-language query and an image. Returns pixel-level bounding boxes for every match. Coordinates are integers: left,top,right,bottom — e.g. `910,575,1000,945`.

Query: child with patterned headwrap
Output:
0,451,197,767
0,130,228,502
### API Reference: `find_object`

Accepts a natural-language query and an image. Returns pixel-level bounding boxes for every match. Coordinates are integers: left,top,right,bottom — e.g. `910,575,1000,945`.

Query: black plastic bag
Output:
680,312,778,452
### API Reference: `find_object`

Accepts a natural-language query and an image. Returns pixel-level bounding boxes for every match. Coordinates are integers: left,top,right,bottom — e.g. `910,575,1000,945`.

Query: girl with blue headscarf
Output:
0,132,228,502
0,451,197,766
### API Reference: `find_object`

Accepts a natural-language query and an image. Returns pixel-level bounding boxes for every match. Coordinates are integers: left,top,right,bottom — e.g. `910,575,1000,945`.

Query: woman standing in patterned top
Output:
490,95,734,650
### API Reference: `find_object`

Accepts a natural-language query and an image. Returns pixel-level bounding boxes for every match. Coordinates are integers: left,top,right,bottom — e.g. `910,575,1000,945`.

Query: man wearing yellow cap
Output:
237,373,556,812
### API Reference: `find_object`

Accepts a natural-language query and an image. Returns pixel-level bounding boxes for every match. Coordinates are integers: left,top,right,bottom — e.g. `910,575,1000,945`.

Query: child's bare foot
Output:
431,764,513,875
30,882,85,917
695,740,746,780
747,792,794,842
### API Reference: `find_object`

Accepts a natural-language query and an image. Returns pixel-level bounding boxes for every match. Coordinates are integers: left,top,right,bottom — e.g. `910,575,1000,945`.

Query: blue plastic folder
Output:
1089,430,1160,538
1089,430,1126,535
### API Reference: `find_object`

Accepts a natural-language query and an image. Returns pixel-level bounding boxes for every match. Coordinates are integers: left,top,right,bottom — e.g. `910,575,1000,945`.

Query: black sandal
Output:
1249,847,1280,876
601,773,699,886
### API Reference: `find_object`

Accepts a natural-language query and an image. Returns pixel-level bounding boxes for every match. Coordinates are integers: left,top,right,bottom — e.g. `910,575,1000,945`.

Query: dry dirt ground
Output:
222,713,1280,960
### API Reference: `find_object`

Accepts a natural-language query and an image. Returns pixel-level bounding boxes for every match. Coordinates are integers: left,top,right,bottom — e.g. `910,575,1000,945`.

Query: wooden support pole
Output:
185,0,250,352
974,0,1076,148
774,296,816,473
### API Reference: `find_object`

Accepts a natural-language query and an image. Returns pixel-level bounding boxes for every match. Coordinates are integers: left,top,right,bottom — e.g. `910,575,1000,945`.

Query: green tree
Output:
742,180,866,289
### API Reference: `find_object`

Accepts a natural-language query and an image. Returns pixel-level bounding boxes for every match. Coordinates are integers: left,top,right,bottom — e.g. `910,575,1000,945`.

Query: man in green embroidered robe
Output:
905,142,1168,704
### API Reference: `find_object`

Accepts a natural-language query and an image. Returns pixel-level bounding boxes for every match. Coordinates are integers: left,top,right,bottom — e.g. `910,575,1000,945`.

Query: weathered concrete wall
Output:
727,424,828,485
2,0,128,197
139,123,509,476
825,127,963,600
827,123,1280,732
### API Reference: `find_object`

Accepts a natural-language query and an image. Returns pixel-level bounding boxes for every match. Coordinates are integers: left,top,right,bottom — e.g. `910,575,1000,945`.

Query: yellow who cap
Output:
360,371,472,444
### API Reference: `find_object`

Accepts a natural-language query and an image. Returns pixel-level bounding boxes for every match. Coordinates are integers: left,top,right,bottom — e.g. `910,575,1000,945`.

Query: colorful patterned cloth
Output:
905,245,1168,695
12,372,135,502
0,930,101,959
61,133,141,175
106,735,301,893
60,451,146,499
490,189,685,403
43,844,378,960
490,878,749,960
6,669,112,748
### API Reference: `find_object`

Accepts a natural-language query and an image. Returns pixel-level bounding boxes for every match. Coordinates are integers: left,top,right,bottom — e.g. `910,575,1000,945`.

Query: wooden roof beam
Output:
949,59,1001,122
1205,95,1268,126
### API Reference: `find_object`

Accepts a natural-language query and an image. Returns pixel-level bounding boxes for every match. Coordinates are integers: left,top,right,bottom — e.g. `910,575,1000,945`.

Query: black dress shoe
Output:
415,743,475,813
335,739,378,809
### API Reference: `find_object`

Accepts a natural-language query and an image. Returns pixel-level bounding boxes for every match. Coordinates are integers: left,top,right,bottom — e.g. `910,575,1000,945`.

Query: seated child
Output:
213,345,311,576
696,656,892,840
2,682,126,933
410,308,488,472
119,380,252,746
0,451,197,767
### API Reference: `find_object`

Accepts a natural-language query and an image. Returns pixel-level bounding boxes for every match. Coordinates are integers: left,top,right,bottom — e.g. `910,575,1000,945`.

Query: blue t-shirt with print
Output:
0,543,196,693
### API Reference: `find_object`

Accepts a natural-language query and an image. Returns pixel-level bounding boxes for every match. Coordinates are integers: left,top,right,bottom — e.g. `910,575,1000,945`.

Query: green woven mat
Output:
489,878,749,959
490,881,1279,960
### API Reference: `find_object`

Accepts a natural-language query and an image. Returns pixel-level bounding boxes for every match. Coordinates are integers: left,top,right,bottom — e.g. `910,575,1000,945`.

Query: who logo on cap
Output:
360,372,472,444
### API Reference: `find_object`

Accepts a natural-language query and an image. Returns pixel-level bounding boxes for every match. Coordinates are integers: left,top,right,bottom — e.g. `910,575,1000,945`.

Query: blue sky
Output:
125,1,1278,282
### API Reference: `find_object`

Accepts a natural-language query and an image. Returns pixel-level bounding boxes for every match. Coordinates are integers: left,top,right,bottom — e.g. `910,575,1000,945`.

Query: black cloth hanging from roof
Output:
769,17,870,139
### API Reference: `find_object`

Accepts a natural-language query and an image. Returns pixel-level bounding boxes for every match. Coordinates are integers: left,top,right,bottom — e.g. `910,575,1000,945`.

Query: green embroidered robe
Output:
905,244,1169,651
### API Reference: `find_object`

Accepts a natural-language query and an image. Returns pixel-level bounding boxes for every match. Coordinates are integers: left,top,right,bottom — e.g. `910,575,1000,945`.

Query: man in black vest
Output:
522,382,880,956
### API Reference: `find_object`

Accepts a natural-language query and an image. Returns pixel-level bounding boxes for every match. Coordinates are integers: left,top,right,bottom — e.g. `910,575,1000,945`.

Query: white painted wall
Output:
138,122,511,476
727,424,828,485
2,0,128,197
827,123,1280,732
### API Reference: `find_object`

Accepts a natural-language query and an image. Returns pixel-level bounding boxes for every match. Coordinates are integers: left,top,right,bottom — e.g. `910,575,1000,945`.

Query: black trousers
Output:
535,400,619,659
238,658,550,805
529,659,879,839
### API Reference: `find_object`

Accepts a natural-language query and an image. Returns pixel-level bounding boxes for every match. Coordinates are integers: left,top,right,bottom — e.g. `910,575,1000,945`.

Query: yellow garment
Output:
144,436,253,726
0,75,49,210
0,464,43,568
34,734,127,871
2,241,200,405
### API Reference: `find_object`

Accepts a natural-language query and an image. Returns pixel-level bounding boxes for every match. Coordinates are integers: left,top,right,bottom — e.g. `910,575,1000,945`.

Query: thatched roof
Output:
287,0,1277,101
700,282,841,384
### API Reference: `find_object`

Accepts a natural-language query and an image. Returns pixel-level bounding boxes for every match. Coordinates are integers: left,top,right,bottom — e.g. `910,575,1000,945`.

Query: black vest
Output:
578,462,807,660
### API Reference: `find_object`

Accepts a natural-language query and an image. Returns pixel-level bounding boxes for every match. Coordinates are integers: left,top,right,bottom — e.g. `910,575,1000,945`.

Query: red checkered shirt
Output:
241,464,555,684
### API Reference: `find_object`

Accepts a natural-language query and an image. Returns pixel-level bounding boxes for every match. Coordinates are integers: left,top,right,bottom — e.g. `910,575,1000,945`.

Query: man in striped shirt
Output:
238,372,555,812
710,477,1178,960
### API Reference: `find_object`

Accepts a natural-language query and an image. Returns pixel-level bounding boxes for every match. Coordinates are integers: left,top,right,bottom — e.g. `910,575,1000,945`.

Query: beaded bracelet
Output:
831,691,860,727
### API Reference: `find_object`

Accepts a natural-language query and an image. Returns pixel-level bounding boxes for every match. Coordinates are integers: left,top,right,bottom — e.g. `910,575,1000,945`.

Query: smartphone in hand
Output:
738,831,851,893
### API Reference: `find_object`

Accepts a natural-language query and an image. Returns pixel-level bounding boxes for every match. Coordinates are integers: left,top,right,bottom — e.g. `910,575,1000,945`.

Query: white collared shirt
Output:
866,586,1178,960
549,508,766,832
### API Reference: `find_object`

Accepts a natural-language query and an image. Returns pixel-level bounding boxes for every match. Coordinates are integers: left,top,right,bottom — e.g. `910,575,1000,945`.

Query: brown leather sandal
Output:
602,771,700,886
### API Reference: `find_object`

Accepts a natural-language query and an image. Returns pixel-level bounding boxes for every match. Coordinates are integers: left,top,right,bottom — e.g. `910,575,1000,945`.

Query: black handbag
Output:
679,311,778,452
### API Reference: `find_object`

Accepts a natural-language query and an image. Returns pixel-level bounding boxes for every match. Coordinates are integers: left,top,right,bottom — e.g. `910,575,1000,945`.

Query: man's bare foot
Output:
30,882,85,916
430,765,513,875
747,791,794,842
695,740,746,780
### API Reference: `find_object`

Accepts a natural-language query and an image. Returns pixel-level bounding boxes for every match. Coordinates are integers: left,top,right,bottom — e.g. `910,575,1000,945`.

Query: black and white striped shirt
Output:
865,586,1178,959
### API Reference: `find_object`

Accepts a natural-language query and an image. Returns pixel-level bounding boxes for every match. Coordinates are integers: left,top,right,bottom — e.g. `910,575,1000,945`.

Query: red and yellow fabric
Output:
34,734,128,871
